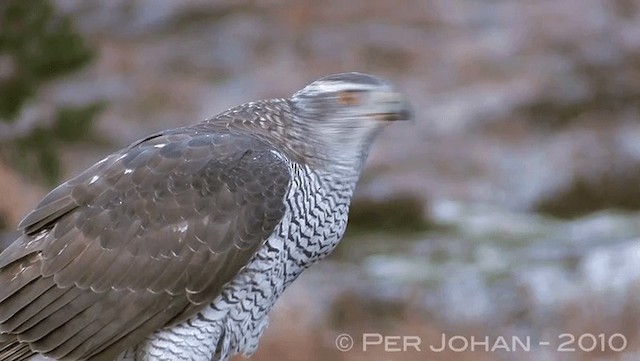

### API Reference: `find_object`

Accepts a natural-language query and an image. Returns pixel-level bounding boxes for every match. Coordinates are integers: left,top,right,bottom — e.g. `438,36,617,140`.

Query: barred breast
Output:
124,163,357,361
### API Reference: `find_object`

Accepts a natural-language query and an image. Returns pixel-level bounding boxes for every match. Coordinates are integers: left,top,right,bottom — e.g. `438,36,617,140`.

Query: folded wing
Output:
0,128,290,360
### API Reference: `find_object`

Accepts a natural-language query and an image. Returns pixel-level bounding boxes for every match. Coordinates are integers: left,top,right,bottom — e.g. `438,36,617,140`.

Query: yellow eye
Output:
337,91,361,106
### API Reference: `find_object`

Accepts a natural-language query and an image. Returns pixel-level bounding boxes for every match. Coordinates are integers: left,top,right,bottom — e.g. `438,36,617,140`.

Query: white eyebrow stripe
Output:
296,82,379,97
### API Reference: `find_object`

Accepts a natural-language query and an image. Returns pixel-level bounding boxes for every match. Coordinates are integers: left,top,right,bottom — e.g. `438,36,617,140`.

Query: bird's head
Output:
287,72,411,173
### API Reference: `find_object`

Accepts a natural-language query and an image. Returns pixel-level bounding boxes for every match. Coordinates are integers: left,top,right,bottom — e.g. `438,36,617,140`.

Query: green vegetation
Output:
0,0,101,185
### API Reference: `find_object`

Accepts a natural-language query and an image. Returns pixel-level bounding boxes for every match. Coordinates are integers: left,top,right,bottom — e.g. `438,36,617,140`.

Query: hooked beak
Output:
368,91,413,122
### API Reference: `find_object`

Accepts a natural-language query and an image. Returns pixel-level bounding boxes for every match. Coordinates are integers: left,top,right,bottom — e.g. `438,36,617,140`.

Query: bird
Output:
0,72,411,361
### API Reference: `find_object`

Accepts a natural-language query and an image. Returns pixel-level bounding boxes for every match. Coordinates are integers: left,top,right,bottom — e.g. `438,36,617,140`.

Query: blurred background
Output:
1,1,639,360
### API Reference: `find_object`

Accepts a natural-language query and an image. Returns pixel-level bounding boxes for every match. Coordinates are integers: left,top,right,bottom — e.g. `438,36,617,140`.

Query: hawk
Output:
0,72,411,360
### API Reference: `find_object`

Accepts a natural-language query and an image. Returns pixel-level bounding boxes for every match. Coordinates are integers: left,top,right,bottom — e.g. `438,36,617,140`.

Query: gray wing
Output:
0,128,290,360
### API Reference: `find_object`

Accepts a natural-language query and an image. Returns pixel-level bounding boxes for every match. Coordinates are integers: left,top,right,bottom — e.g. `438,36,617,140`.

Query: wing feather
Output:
0,277,52,323
18,291,96,344
90,251,136,293
0,127,291,360
7,287,72,333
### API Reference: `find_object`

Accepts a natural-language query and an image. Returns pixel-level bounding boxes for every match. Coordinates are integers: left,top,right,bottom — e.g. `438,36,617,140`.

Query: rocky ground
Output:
1,1,639,360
